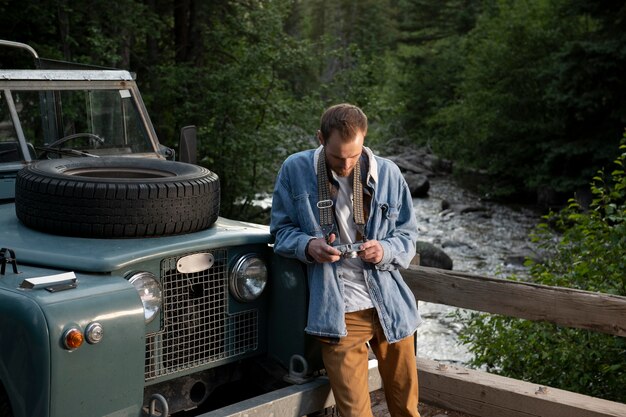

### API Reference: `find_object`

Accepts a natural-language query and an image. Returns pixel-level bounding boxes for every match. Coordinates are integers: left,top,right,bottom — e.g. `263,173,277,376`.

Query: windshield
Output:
0,88,155,161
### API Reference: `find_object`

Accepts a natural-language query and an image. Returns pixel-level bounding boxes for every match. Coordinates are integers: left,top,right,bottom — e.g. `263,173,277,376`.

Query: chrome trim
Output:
177,253,215,274
229,254,268,303
85,322,104,344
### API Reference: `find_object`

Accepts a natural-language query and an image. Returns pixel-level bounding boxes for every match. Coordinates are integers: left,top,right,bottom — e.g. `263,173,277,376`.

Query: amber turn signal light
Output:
63,327,84,350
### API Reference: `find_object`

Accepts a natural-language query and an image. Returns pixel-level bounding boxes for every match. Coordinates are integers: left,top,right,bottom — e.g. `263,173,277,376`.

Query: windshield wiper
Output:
35,146,100,159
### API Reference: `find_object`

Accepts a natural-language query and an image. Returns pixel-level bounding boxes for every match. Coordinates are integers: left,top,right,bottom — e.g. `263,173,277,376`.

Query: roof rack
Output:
0,39,122,71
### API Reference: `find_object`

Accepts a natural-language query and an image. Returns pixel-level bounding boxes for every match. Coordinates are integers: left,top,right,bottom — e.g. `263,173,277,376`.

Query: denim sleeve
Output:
375,179,418,271
270,165,315,264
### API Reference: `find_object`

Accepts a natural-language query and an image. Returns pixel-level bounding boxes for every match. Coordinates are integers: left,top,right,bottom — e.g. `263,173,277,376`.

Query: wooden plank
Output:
200,355,626,417
417,357,626,417
402,266,626,337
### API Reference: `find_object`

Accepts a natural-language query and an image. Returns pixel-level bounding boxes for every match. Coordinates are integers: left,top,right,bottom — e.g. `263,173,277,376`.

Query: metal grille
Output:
145,249,258,380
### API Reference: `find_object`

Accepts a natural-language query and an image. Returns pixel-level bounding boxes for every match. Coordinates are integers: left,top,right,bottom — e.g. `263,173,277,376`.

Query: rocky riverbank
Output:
385,145,543,275
385,146,543,363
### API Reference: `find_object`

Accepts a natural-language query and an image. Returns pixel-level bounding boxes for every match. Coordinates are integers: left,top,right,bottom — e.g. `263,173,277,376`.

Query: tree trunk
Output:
56,2,72,61
174,0,193,63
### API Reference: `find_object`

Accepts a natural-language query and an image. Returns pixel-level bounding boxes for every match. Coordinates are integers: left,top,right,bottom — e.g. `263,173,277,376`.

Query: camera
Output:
333,242,364,259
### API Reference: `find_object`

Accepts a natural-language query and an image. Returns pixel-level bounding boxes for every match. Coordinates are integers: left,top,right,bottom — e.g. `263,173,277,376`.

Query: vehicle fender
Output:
0,291,50,417
0,275,147,417
44,278,146,417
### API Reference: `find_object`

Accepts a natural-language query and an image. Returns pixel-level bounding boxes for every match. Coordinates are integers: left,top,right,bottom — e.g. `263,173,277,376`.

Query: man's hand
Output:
307,234,341,263
358,240,384,264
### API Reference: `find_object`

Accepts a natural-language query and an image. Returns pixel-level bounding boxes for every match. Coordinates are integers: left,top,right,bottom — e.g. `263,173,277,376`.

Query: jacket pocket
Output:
294,193,321,235
374,202,399,237
384,204,399,220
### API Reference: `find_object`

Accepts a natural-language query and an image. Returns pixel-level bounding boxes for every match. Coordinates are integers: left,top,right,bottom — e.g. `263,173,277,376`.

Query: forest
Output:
2,0,625,218
1,0,625,404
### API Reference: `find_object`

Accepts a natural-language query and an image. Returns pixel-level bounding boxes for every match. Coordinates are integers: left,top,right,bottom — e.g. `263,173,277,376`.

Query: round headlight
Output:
128,271,162,323
230,255,268,302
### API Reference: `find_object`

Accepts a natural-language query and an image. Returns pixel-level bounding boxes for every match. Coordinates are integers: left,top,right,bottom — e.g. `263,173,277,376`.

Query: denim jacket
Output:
270,146,421,343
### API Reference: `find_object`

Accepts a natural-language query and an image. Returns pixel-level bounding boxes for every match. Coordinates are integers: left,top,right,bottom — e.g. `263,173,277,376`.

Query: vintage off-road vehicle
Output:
0,40,334,417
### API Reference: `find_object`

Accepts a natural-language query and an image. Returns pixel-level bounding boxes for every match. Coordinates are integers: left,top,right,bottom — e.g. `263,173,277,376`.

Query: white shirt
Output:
332,172,374,312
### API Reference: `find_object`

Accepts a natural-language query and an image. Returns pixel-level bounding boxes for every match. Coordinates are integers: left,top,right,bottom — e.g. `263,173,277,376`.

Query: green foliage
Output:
414,0,626,201
145,0,407,220
460,314,626,401
149,1,323,219
430,0,579,194
530,140,626,294
292,0,407,149
396,0,481,146
398,35,466,145
459,138,626,401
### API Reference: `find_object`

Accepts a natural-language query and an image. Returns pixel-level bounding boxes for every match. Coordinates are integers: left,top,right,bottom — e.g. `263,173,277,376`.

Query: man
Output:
270,103,421,417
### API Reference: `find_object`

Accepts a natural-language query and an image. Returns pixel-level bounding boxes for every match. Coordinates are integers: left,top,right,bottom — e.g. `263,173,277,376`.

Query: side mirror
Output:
179,125,197,165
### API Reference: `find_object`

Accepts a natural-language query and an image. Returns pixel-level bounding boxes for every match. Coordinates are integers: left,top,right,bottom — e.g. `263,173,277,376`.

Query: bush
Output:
459,138,626,402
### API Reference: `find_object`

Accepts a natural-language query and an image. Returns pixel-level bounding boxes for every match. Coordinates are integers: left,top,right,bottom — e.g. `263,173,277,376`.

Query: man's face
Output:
319,129,365,177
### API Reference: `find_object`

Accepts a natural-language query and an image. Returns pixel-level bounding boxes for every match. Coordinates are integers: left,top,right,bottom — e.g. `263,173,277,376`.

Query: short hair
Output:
319,103,368,142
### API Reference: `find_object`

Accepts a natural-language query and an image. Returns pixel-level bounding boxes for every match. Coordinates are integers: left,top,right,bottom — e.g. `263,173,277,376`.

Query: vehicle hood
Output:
0,203,272,273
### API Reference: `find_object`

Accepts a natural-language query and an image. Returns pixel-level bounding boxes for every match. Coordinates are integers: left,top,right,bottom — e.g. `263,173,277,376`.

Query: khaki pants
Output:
318,308,420,417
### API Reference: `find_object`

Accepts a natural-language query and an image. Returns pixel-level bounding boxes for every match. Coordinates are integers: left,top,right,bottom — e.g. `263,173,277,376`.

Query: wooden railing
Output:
402,265,626,417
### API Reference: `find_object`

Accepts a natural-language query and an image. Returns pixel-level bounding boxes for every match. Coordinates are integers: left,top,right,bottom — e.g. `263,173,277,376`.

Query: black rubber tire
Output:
15,157,220,238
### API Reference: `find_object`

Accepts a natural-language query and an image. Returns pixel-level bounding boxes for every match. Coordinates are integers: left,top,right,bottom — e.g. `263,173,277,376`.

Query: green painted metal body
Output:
0,283,50,417
0,263,146,417
0,204,271,273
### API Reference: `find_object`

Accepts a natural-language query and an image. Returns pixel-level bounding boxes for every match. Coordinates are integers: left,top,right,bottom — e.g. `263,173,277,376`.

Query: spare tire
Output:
15,157,220,238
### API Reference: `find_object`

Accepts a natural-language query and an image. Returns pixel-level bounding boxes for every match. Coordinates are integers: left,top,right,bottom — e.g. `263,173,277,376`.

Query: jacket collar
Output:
313,145,378,184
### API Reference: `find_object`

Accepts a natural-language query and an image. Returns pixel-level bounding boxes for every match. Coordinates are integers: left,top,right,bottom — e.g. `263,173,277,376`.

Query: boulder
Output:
440,200,490,217
404,172,430,197
390,155,428,175
415,241,453,270
386,146,453,176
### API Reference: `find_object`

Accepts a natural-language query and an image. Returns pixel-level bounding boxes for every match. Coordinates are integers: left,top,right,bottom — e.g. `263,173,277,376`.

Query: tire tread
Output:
15,158,220,238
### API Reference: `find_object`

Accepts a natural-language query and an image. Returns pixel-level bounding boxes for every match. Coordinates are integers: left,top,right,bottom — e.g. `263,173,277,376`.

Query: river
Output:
412,175,542,364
